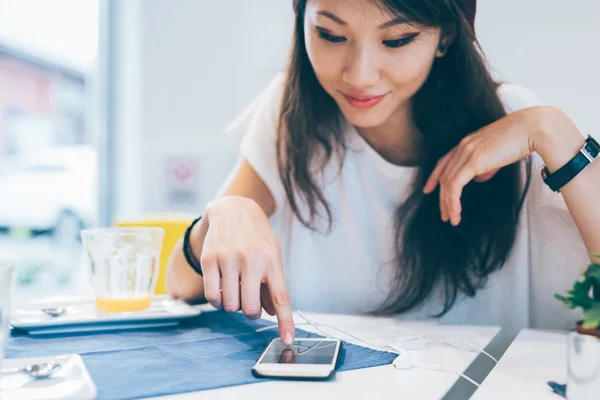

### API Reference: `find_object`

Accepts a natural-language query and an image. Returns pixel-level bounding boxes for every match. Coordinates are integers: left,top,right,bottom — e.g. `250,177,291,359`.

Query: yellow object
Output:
96,297,152,313
114,216,194,295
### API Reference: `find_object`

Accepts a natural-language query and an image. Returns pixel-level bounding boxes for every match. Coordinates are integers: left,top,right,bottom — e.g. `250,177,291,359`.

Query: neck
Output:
356,102,422,166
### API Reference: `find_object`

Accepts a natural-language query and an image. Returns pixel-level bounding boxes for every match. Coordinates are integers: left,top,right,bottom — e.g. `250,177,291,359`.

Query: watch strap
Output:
542,135,600,192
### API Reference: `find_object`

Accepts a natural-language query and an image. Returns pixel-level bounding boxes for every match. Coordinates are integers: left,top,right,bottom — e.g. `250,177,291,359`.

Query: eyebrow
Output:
317,11,347,25
378,15,411,30
317,10,411,30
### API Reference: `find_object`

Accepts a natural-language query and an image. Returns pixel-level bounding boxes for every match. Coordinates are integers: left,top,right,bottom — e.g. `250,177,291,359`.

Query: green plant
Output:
556,255,600,330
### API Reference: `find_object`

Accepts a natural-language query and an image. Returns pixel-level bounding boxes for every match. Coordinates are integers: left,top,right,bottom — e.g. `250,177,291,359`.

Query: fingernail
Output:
284,333,294,345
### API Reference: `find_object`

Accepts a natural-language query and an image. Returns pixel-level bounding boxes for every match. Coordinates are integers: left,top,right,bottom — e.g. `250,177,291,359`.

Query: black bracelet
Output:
183,216,203,276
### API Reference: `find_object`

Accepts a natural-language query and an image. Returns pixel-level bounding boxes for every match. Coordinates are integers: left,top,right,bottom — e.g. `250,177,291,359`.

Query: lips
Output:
342,92,388,109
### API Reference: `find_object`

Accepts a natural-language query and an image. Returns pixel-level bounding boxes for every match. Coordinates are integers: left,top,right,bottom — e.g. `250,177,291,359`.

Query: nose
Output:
342,44,381,89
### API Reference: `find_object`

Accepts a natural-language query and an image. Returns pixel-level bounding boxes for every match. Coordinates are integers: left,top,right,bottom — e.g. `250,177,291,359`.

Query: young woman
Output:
166,0,600,346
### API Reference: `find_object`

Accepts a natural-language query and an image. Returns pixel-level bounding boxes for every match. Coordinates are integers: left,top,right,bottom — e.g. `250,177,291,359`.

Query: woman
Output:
166,0,600,346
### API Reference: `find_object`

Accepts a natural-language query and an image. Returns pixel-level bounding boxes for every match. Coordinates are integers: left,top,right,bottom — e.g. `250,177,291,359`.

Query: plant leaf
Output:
589,253,600,259
555,294,575,309
582,303,600,330
567,280,593,308
584,263,600,280
571,280,592,294
556,264,600,312
582,264,600,301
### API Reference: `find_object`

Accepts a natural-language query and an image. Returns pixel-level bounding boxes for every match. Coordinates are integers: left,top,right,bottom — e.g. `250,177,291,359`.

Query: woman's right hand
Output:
199,196,296,344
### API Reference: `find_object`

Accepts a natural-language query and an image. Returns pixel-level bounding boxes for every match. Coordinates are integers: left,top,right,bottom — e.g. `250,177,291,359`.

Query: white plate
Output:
0,354,97,400
10,296,202,334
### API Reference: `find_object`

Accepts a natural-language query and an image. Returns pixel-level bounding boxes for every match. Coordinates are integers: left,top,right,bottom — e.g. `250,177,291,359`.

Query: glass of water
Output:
80,227,164,313
0,262,16,374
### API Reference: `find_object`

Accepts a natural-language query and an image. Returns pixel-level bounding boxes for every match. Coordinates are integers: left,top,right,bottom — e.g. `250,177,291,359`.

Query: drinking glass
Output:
80,227,164,312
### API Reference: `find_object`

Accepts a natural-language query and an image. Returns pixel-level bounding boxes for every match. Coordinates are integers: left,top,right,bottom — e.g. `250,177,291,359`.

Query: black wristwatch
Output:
542,135,600,192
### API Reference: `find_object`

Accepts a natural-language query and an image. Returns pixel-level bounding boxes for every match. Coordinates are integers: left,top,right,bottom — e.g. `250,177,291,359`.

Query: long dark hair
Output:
277,0,531,316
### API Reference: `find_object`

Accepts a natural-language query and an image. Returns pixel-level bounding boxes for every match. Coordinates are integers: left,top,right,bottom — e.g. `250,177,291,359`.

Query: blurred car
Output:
0,145,97,241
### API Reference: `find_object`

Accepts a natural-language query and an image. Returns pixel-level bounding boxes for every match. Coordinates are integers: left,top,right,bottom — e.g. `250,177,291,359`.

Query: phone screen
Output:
258,339,338,365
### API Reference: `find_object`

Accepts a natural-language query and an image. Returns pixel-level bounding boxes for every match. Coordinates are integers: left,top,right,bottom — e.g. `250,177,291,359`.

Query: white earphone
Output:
255,311,490,388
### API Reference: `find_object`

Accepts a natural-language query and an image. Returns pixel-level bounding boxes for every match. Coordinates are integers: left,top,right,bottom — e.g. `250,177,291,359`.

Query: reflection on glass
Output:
278,348,296,364
261,340,338,365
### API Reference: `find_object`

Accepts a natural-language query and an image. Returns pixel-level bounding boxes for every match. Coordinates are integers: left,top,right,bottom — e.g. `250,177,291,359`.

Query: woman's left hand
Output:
423,106,566,226
424,104,599,260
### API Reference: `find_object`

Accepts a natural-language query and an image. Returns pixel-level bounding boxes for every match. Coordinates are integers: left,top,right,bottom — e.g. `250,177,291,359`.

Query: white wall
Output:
110,0,144,221
110,0,293,220
477,0,600,135
108,0,599,220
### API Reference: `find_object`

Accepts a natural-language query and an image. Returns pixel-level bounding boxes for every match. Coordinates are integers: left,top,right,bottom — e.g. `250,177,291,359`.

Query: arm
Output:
165,158,276,302
424,106,600,263
532,107,600,263
166,157,296,344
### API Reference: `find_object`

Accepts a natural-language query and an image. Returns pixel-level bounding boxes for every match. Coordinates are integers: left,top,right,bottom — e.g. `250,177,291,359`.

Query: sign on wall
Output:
165,156,199,207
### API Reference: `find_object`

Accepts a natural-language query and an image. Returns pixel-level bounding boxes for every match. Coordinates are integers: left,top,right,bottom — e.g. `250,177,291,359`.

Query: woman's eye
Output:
383,34,419,49
317,30,346,44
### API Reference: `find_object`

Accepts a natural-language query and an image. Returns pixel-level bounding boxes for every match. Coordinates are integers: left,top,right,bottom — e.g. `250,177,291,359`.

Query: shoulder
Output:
496,83,545,114
223,72,288,215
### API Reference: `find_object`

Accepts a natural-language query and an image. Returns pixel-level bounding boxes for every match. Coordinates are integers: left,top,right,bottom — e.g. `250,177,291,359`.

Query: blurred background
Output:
0,0,598,305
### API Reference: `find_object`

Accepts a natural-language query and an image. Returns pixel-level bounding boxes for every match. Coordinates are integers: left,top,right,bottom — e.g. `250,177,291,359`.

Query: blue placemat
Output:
6,310,397,400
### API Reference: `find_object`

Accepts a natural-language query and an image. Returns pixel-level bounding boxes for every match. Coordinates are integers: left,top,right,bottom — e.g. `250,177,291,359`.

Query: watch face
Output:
586,136,600,158
541,167,549,180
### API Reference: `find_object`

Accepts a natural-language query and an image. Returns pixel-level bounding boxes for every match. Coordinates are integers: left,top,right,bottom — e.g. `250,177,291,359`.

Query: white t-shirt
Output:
226,74,589,340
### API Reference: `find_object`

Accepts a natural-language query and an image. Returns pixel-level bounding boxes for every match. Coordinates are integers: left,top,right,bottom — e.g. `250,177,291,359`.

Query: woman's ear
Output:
436,24,457,57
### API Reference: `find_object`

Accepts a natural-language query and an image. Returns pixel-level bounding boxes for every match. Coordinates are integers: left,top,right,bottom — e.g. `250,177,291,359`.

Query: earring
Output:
438,43,447,55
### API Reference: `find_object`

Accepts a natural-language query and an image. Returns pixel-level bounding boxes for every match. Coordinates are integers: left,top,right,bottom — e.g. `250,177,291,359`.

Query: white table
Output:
472,329,567,399
156,311,500,400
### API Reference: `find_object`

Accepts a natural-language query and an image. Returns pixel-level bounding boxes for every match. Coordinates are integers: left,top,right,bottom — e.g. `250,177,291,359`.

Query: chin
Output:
339,108,393,129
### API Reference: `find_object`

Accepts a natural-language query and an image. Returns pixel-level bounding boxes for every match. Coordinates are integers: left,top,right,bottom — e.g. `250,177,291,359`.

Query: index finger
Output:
266,267,295,345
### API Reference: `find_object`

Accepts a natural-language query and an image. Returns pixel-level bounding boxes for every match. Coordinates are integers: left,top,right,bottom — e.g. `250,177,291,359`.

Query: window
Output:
0,0,99,305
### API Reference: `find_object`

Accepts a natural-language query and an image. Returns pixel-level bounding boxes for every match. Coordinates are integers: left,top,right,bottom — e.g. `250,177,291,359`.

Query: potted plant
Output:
555,254,600,399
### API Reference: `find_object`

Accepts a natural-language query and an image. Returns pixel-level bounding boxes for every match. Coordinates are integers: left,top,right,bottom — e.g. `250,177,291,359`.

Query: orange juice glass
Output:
80,227,164,313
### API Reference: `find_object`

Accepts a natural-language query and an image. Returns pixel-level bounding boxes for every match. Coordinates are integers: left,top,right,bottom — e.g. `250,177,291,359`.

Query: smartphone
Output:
252,337,343,380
